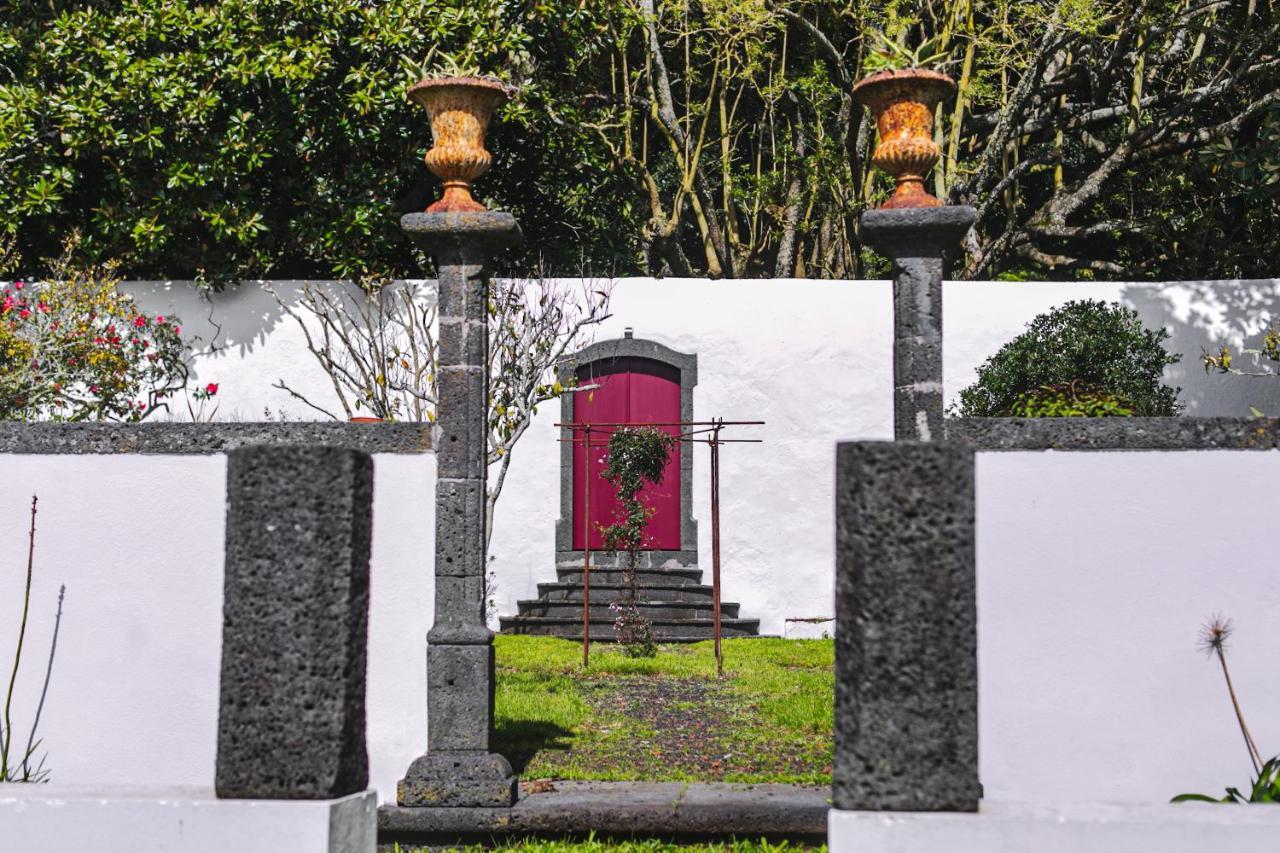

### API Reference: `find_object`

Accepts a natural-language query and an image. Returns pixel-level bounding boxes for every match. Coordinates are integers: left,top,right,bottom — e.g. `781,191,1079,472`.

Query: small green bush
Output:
956,300,1181,417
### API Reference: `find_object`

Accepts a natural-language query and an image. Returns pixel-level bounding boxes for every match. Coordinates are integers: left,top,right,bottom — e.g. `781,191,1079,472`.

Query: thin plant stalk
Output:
1213,644,1262,776
2,496,37,778
23,584,64,777
1202,616,1263,777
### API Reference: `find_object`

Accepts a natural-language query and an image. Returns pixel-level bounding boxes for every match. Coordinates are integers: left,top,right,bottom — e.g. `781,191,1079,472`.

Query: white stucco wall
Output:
5,278,1280,806
0,453,434,803
116,277,1280,634
977,450,1280,804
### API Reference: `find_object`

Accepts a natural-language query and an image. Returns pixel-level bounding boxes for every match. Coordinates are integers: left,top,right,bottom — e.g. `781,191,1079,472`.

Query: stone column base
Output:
397,752,517,808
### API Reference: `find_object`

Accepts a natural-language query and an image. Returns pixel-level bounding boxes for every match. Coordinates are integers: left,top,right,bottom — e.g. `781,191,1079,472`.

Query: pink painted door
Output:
572,365,681,550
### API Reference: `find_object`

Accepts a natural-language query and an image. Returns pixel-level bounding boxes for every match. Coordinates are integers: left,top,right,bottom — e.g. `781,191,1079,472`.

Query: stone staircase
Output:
500,563,760,642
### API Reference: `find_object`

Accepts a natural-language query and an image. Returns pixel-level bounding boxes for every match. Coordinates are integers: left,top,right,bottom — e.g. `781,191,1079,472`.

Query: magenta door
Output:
572,363,681,550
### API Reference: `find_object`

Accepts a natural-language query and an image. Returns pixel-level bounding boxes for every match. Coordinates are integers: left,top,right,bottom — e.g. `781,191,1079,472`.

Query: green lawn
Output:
493,636,834,785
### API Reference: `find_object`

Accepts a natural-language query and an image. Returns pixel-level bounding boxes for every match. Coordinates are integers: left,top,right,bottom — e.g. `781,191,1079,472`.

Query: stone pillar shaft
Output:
216,445,372,800
860,206,976,441
834,441,979,811
398,211,520,808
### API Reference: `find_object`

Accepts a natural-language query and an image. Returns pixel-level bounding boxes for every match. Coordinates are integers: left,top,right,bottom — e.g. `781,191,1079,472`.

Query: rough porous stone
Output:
216,445,373,799
834,441,979,811
0,422,431,455
861,205,976,442
425,644,496,751
397,752,517,808
947,416,1280,450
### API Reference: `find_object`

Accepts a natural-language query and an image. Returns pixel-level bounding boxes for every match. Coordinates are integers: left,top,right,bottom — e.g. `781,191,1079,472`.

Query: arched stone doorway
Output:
500,330,759,640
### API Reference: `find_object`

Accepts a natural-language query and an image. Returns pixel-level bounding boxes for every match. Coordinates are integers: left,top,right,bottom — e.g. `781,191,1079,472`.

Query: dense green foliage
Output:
0,0,634,281
494,636,833,784
2,1,1277,281
957,300,1181,416
1007,382,1135,417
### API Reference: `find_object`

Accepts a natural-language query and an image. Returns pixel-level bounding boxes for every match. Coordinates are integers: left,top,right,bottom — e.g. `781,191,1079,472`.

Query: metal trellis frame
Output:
556,419,764,673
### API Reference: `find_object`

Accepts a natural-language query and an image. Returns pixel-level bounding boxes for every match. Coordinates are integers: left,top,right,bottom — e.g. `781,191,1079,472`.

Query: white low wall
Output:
977,450,1280,804
829,802,1280,853
120,277,1280,634
0,454,434,803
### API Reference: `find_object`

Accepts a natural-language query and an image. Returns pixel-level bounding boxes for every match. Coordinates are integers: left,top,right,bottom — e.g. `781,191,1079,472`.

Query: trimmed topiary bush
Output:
956,300,1181,417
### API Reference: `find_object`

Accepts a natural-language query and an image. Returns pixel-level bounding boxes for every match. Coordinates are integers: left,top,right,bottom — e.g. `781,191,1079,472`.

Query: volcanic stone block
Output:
398,752,518,808
216,445,373,800
433,479,486,579
861,206,976,442
833,441,979,812
435,367,488,479
426,644,497,752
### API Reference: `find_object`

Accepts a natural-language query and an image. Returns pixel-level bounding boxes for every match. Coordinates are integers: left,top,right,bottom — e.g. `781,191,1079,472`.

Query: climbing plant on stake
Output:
599,426,677,658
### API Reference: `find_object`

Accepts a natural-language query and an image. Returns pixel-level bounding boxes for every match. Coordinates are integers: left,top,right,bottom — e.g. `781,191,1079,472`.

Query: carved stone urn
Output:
851,69,956,209
406,76,510,213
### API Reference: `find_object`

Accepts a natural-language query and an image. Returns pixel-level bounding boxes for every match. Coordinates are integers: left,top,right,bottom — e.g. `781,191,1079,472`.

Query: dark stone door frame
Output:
554,333,699,568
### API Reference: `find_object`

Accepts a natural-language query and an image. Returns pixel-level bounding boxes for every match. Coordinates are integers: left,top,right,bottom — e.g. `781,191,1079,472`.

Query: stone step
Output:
499,615,760,641
556,567,704,587
515,599,740,620
537,582,716,603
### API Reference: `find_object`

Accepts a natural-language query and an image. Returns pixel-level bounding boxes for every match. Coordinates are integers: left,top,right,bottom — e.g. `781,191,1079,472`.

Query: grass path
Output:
494,636,833,785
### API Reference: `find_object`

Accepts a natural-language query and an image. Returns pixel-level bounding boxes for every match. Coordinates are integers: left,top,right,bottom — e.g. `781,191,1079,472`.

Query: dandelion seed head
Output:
1198,614,1233,656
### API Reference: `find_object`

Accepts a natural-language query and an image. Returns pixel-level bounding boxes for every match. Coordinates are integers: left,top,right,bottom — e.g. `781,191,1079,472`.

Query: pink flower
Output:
13,282,22,290
89,385,99,394
173,325,181,334
18,308,30,319
206,382,219,395
156,316,166,324
133,316,146,328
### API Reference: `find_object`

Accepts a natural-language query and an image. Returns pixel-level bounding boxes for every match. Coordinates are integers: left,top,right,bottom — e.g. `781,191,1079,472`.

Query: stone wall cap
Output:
947,416,1280,450
400,212,522,253
0,422,432,455
860,204,977,233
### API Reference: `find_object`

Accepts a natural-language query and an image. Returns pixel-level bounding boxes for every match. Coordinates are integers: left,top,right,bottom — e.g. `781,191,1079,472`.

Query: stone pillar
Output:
860,206,976,442
216,445,373,800
397,211,520,808
833,441,979,812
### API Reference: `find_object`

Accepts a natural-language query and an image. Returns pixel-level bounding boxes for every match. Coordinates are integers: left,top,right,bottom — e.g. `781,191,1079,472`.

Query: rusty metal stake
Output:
582,425,592,668
710,419,724,677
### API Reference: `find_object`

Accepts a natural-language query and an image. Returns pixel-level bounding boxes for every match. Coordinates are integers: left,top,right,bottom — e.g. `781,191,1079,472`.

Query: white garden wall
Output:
977,450,1280,804
3,278,1280,807
119,276,1280,634
0,453,434,803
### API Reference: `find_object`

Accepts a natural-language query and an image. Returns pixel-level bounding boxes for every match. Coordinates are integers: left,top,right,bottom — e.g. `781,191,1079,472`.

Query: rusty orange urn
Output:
851,69,956,209
407,76,510,213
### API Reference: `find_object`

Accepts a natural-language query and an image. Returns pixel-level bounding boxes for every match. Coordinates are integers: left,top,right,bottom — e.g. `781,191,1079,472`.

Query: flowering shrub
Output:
1,257,188,421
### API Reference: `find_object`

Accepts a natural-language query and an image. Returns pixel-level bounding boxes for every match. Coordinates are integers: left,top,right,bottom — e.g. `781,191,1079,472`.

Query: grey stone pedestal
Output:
860,206,976,442
216,445,373,800
397,211,521,808
833,441,979,812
